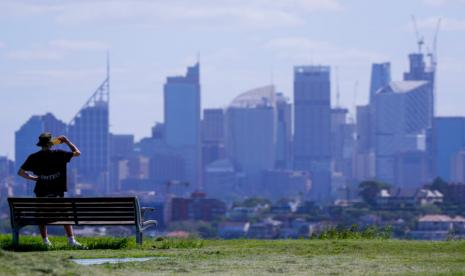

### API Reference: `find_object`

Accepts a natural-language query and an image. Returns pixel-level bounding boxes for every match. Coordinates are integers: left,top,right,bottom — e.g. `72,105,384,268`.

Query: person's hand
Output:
58,135,70,143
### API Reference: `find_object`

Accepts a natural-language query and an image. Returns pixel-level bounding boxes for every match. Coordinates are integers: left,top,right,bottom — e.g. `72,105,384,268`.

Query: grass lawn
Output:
1,235,465,275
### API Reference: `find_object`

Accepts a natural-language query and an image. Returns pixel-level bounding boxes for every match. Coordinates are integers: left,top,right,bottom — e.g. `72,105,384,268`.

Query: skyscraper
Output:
164,62,201,189
202,108,225,143
68,71,110,194
293,65,331,203
331,107,349,163
15,113,67,195
369,62,391,104
354,105,376,181
403,52,435,119
433,117,465,181
374,81,432,186
331,108,355,179
275,93,292,169
202,108,225,169
225,85,276,195
0,156,14,198
356,105,372,153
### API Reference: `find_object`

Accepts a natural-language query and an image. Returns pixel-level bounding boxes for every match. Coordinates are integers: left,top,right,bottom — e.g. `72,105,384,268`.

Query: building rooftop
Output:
377,80,429,95
294,65,330,73
229,85,275,108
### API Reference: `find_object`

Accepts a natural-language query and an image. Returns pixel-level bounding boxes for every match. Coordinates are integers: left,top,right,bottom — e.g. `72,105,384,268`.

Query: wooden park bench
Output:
8,197,157,246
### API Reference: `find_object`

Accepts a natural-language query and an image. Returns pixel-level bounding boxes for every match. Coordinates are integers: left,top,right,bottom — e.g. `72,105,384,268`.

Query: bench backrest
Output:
8,197,141,227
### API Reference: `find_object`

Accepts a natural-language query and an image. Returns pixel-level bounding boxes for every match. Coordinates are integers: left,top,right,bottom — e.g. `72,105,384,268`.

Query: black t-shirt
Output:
20,149,73,195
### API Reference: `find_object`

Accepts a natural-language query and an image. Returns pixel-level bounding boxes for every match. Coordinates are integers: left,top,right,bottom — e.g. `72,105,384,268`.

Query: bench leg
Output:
12,228,19,246
136,231,143,245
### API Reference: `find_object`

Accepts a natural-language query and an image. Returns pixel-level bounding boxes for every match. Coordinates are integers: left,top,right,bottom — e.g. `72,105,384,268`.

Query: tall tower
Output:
433,117,465,181
374,81,432,186
275,92,292,169
369,62,391,104
293,65,331,203
68,58,110,194
202,108,226,169
403,52,435,120
164,63,201,189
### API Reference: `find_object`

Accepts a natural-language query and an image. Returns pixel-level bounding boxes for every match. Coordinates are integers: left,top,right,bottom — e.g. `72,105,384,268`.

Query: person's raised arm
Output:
17,168,38,181
59,136,81,157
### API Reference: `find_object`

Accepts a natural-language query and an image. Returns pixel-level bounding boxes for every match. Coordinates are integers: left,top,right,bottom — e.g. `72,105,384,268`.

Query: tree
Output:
429,177,448,193
358,180,390,206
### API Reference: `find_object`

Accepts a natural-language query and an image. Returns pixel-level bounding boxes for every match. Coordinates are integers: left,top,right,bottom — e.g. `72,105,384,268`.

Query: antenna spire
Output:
335,66,340,107
106,50,110,81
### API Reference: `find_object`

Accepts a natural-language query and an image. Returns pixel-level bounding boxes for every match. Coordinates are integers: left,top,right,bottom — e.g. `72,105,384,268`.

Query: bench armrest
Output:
141,207,155,218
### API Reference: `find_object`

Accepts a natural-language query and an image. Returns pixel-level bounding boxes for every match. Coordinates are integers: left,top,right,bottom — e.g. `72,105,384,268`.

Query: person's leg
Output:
39,225,47,238
40,225,52,246
36,193,52,246
64,225,73,237
57,192,84,248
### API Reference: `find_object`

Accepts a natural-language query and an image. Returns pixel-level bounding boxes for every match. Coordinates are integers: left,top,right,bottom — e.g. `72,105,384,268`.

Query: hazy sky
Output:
1,0,464,159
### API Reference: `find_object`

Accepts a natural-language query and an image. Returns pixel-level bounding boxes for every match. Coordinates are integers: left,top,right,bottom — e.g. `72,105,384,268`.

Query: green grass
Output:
0,234,465,275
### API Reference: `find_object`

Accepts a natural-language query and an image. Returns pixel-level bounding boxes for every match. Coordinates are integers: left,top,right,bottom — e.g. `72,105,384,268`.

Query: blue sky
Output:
1,0,464,158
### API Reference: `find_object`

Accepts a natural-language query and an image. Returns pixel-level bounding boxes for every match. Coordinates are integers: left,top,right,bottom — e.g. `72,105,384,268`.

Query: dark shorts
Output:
35,192,64,198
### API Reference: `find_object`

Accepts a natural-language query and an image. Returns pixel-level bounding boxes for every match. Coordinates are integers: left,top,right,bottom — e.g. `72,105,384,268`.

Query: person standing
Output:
17,132,84,248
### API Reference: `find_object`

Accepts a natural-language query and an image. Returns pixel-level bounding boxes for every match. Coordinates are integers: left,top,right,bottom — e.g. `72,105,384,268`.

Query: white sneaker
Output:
43,239,53,248
69,240,86,249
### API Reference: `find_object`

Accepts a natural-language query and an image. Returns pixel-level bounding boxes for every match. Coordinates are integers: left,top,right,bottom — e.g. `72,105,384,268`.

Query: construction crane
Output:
411,15,425,53
430,18,442,69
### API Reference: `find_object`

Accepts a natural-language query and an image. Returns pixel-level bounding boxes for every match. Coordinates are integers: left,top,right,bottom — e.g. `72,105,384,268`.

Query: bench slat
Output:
13,208,71,212
15,213,135,218
68,221,136,225
13,207,74,211
12,204,74,208
15,210,136,215
74,204,135,208
74,208,135,212
18,220,137,225
9,197,136,202
15,213,74,217
15,207,135,212
18,216,136,223
13,202,134,206
15,208,135,212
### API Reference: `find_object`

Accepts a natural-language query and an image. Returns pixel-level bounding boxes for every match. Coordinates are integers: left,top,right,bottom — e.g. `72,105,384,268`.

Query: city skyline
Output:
1,0,465,157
